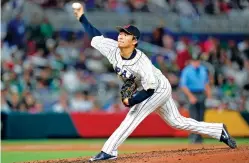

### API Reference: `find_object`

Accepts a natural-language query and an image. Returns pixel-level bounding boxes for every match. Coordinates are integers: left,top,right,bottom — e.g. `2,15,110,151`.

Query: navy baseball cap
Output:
116,25,140,40
192,52,202,60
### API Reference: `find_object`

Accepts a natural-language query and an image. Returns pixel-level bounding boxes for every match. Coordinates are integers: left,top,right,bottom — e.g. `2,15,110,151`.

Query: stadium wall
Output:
1,110,249,139
60,30,249,43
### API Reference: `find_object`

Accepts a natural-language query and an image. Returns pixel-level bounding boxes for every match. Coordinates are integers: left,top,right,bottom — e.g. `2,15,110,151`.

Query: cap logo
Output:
124,25,131,29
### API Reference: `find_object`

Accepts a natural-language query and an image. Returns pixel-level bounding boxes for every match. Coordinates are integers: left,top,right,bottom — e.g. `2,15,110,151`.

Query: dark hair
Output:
133,36,138,47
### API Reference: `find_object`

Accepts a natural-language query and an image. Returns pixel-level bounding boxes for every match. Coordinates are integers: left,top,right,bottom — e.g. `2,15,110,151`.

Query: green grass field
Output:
2,138,249,163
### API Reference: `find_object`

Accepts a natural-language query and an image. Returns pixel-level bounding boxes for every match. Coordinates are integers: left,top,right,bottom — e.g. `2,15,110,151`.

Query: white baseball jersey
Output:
91,35,164,92
91,35,223,157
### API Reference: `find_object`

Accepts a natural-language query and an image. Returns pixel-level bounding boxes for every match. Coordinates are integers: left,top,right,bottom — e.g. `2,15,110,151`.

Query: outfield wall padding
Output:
1,110,249,139
204,110,249,137
69,112,188,138
1,112,78,139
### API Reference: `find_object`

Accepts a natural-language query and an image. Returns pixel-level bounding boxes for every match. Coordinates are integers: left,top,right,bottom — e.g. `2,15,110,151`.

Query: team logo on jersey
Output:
115,66,136,80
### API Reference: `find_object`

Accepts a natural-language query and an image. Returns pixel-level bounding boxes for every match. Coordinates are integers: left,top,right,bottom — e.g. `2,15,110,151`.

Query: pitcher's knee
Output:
168,117,185,129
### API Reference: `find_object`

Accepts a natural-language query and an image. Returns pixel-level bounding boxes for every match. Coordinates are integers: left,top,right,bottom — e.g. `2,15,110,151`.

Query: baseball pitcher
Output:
72,3,237,162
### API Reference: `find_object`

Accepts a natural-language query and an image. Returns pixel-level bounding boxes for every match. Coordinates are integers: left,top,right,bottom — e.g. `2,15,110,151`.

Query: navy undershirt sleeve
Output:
79,14,102,39
128,89,155,107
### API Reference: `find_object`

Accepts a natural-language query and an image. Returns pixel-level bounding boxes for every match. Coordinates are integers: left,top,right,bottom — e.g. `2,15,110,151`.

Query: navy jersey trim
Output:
122,50,143,66
121,49,137,60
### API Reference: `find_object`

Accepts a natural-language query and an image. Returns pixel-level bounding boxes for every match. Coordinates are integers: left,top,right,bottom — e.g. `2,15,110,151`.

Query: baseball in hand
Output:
72,2,84,20
72,2,81,9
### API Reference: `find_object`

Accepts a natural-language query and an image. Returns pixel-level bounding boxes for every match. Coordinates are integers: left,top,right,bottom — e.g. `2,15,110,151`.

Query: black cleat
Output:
89,151,117,162
220,124,237,149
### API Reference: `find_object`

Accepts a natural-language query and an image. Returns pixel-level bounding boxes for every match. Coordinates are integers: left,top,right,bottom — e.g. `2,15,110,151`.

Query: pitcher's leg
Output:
157,96,223,140
102,90,169,156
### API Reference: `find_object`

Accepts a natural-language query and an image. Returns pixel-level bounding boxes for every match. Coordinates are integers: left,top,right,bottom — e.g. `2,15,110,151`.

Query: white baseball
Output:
72,2,81,9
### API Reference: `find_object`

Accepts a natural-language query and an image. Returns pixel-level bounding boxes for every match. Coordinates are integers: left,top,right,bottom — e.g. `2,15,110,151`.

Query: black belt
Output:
190,90,204,94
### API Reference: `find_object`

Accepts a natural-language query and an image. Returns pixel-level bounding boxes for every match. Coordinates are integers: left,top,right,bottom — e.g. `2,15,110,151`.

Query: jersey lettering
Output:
115,66,136,80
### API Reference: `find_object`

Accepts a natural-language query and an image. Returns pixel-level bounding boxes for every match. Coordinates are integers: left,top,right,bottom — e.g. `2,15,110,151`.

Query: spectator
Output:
162,34,176,58
20,91,43,113
19,70,35,93
202,37,216,54
62,66,81,93
40,17,54,39
105,0,119,11
4,14,26,49
55,36,80,65
222,56,248,88
151,27,164,47
6,92,23,112
34,70,59,111
70,91,95,112
26,14,43,45
227,40,244,70
100,81,120,110
219,0,231,14
154,55,168,74
4,71,22,95
205,0,219,15
175,0,197,16
1,20,7,40
95,0,106,9
1,83,11,113
207,48,225,87
221,77,239,99
52,92,70,113
75,53,88,71
242,83,249,112
220,76,241,111
127,0,150,12
104,95,127,112
29,48,47,67
115,1,130,14
176,39,191,70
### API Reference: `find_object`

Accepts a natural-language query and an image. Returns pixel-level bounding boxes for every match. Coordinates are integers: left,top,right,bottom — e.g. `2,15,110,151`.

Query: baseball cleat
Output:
89,151,117,162
220,124,237,149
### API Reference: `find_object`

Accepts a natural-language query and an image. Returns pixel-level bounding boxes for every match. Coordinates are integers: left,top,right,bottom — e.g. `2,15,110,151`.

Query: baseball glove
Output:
120,79,136,101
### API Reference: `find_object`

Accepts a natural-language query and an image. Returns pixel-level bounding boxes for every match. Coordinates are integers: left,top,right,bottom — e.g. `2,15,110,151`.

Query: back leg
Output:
156,96,223,140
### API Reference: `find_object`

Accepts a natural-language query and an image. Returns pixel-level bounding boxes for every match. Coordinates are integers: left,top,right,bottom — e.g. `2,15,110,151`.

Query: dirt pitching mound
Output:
27,146,249,163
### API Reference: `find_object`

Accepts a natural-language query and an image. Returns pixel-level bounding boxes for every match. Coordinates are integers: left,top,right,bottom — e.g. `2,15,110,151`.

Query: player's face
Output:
191,60,201,67
118,32,137,48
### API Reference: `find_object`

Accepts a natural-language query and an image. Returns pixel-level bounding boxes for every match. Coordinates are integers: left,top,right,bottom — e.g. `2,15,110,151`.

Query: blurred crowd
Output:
2,0,249,15
40,0,249,15
1,13,127,114
149,27,249,112
1,1,249,114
